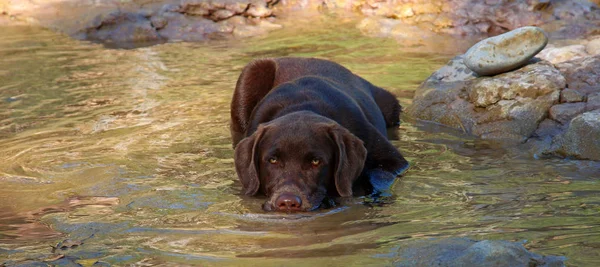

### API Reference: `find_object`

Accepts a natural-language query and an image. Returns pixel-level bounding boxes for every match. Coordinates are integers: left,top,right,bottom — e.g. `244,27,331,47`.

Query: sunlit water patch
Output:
1,18,599,266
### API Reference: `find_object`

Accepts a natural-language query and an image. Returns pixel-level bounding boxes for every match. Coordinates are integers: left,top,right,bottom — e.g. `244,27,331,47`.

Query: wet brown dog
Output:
231,57,409,212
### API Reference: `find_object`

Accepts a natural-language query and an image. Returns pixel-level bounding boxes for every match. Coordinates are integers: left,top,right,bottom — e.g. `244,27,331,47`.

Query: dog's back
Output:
231,57,401,146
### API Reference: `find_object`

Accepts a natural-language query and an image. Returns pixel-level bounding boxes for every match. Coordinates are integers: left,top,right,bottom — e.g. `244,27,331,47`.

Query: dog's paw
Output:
366,169,399,197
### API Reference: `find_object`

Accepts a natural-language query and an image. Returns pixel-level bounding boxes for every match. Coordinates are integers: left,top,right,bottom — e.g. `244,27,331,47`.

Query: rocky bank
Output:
2,0,600,48
1,0,282,48
409,26,600,161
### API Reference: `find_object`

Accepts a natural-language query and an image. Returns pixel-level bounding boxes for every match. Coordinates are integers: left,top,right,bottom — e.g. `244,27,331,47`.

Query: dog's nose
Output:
275,193,302,211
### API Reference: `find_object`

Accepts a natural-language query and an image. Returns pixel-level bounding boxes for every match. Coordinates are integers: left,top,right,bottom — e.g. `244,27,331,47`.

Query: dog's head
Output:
234,112,367,212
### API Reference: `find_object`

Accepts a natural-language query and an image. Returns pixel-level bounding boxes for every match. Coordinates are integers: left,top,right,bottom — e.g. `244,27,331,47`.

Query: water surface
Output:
1,18,599,266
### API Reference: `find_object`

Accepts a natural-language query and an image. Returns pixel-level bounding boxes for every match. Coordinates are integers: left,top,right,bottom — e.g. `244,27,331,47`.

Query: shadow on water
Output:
1,17,599,266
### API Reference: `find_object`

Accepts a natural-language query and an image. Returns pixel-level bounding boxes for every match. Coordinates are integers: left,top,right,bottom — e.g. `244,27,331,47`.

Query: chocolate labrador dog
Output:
231,57,409,212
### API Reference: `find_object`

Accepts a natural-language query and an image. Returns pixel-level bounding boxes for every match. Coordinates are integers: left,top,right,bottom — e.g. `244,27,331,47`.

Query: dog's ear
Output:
234,126,267,196
328,125,367,197
231,59,277,147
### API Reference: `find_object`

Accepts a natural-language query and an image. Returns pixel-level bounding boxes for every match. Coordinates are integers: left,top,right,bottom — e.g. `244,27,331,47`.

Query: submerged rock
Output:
464,26,548,76
85,12,163,46
395,238,565,267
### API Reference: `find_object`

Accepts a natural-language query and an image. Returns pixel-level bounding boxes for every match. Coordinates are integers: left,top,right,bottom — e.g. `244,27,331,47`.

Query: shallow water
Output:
1,18,599,266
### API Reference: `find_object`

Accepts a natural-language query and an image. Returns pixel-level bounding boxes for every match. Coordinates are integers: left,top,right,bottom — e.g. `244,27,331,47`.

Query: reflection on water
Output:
1,18,600,266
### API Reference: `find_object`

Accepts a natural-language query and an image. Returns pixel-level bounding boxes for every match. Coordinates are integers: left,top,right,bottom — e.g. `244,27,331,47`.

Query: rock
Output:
537,45,589,64
556,110,600,160
177,0,273,20
586,37,600,55
464,26,548,76
225,2,249,14
396,5,415,18
426,55,478,83
161,4,182,14
468,68,560,107
394,238,565,267
411,34,600,161
156,12,224,42
355,0,547,37
548,20,600,40
556,55,600,94
552,0,600,21
150,15,168,30
560,89,585,103
49,0,281,48
246,3,272,18
535,119,564,138
4,0,600,49
521,57,600,160
180,3,210,16
549,103,587,124
85,12,163,47
587,92,600,111
409,59,564,141
212,9,236,20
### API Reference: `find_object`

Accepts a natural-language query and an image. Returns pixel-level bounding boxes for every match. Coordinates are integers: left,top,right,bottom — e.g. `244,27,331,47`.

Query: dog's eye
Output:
268,157,278,164
311,158,320,166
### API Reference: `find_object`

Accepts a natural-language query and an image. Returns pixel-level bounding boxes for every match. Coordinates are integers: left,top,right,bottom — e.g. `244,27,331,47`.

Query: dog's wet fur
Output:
231,57,409,212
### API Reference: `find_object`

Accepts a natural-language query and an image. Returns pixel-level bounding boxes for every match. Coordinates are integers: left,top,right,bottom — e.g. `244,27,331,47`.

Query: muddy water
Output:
1,18,599,266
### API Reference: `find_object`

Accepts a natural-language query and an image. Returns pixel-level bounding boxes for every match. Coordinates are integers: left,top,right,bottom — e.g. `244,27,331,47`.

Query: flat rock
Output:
464,26,548,76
